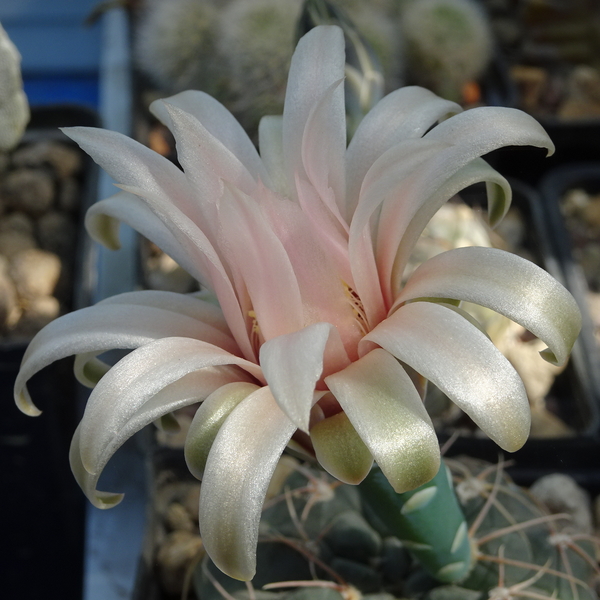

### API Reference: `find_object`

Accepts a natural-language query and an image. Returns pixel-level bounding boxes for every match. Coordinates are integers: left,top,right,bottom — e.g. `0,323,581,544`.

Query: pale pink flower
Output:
14,26,580,580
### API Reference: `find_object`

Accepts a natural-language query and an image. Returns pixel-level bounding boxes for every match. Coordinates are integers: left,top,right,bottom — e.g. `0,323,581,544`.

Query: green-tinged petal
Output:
310,409,373,484
325,348,440,493
395,247,582,365
74,353,110,388
69,425,123,509
184,382,259,480
363,302,530,452
78,337,261,474
260,323,347,432
199,386,296,581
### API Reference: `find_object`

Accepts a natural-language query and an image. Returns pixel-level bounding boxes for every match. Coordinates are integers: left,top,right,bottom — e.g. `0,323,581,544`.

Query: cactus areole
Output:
14,25,580,582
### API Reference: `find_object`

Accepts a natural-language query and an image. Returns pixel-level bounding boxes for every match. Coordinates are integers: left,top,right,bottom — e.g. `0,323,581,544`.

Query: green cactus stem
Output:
359,463,473,584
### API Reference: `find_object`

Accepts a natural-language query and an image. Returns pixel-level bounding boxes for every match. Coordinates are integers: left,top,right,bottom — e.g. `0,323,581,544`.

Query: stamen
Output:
343,282,369,335
248,310,261,354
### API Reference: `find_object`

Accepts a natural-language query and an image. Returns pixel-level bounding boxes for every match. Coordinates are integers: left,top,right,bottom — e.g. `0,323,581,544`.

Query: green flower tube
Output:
359,462,473,583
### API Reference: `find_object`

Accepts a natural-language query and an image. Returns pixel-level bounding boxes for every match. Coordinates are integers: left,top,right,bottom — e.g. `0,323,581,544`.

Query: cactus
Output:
217,0,303,133
191,457,599,599
133,0,224,95
0,22,30,151
399,0,493,103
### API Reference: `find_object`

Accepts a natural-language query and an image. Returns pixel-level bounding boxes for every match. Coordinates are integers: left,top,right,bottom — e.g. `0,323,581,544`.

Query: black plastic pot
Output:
443,178,600,486
0,105,99,600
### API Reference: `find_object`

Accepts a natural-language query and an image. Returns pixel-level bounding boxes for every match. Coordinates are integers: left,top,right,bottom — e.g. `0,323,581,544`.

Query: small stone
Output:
57,177,81,212
0,211,34,236
181,484,201,522
0,229,36,258
529,474,593,534
164,501,195,532
1,168,55,216
156,530,203,596
12,140,82,179
0,260,20,329
510,64,548,113
14,295,60,335
10,248,61,299
37,210,77,256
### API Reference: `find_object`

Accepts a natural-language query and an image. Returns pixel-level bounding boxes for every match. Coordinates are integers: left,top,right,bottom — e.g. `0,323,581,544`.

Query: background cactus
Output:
399,0,493,103
190,457,599,600
134,0,223,95
0,22,30,152
216,0,303,133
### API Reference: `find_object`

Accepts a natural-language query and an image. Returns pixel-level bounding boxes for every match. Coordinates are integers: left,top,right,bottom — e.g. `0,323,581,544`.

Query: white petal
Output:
62,126,200,222
325,348,440,492
260,323,347,431
394,247,582,365
150,90,271,185
86,191,211,287
78,337,261,474
425,106,554,157
363,302,530,452
283,26,345,198
14,300,239,415
379,158,512,300
199,386,296,580
159,101,260,197
346,86,461,216
73,363,248,508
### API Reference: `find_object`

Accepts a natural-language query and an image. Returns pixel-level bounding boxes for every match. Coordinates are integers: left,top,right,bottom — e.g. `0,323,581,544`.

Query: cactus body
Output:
134,0,223,94
193,458,598,599
400,0,493,102
0,23,29,151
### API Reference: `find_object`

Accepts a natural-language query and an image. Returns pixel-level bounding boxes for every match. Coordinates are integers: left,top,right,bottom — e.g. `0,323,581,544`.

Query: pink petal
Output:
218,184,304,341
283,26,345,198
301,78,346,220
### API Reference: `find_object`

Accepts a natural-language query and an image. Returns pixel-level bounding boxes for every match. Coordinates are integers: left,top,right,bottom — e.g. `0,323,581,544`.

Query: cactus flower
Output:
14,26,580,581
